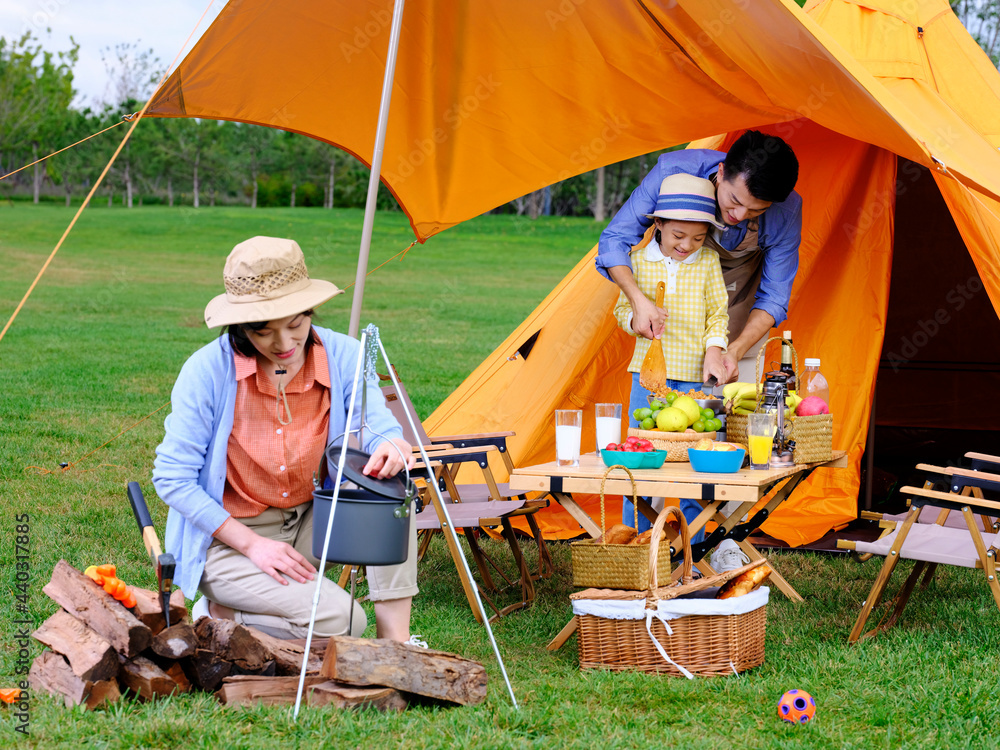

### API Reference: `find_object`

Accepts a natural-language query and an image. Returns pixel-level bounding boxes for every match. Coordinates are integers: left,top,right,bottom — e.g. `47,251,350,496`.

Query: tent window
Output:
516,330,540,361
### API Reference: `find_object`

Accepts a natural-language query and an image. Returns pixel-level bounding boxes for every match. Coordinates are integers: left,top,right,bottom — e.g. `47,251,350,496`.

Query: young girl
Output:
613,173,729,534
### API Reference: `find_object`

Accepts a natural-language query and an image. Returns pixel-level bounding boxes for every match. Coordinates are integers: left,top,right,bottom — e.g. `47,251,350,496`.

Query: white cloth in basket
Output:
572,587,770,680
572,586,769,621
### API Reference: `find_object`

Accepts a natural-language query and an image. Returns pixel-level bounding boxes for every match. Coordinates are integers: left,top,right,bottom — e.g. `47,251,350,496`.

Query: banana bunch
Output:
723,382,803,416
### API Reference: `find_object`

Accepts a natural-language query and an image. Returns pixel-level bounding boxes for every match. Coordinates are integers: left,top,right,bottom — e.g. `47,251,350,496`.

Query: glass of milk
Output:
595,403,622,453
555,409,583,467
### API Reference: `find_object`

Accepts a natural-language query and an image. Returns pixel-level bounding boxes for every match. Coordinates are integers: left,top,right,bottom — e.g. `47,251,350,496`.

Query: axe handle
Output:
127,481,163,563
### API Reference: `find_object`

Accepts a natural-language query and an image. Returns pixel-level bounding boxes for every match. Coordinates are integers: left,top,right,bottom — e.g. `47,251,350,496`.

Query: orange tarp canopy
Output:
147,0,1000,543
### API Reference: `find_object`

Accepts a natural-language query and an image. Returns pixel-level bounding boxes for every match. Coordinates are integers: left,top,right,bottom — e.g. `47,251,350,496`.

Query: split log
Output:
150,622,197,659
42,560,151,657
29,651,121,710
119,655,183,700
310,680,408,711
182,649,232,693
194,619,270,672
242,625,323,675
215,675,326,706
321,637,487,706
216,676,406,711
163,661,192,694
131,587,187,633
32,609,119,682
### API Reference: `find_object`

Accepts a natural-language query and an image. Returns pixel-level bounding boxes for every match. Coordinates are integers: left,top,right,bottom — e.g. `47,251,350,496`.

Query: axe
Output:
126,482,176,628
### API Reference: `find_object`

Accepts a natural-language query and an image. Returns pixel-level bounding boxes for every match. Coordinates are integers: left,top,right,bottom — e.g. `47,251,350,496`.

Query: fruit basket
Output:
627,427,716,462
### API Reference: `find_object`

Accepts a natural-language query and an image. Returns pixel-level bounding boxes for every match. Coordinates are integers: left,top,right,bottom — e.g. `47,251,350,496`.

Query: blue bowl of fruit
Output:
687,445,747,473
601,437,668,470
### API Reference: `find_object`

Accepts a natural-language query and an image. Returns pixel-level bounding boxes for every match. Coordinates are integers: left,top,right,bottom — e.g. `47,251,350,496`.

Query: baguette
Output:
716,564,771,599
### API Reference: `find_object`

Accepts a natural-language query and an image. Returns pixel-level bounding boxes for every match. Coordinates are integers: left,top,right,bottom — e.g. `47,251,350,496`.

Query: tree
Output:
0,33,77,201
952,1,1000,64
99,43,163,207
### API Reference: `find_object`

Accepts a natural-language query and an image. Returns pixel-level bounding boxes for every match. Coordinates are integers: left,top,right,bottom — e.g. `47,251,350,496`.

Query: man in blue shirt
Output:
597,131,801,384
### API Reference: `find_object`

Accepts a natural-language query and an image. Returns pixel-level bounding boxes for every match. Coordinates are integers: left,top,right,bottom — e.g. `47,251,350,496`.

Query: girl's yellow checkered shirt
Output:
614,241,729,384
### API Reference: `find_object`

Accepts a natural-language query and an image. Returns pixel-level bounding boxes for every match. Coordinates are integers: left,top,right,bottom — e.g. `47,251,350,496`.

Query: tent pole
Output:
348,0,406,339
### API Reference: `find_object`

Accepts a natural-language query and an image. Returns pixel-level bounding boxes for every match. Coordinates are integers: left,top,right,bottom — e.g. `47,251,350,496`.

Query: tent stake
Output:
348,0,406,339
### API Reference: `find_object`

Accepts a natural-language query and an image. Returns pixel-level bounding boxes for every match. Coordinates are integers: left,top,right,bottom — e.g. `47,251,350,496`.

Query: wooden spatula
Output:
638,281,667,392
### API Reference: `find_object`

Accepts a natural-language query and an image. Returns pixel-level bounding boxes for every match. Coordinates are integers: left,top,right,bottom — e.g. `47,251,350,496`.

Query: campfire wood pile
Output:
30,561,487,710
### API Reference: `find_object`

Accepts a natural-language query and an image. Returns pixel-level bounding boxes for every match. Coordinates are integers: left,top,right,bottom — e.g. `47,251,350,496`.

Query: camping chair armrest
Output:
901,485,1000,515
415,444,499,469
966,452,1000,472
429,432,515,452
916,464,1000,495
915,463,955,478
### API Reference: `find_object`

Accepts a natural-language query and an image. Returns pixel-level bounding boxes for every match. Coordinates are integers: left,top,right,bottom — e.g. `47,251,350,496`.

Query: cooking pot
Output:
312,443,416,566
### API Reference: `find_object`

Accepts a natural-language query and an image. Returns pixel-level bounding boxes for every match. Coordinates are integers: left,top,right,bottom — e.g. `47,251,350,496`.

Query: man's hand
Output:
631,295,667,340
363,437,415,479
703,347,728,384
720,351,741,383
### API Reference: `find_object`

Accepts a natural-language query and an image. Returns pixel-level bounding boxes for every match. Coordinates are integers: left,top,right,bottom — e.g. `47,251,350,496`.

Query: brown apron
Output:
705,220,762,340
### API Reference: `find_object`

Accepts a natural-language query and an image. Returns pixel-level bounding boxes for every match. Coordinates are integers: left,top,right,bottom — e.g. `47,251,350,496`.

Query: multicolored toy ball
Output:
777,689,816,724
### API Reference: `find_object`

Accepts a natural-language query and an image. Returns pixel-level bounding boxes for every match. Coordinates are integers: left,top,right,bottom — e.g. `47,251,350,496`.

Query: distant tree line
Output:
0,33,672,220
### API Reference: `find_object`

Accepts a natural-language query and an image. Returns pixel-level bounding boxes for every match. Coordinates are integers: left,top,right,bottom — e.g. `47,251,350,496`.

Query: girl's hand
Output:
631,296,666,340
244,535,317,585
703,347,728,385
363,437,415,479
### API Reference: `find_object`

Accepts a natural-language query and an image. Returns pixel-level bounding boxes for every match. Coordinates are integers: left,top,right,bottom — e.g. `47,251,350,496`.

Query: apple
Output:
796,396,830,416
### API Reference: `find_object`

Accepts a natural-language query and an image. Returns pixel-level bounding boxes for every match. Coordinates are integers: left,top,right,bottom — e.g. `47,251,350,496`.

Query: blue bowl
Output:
600,448,668,470
687,447,746,473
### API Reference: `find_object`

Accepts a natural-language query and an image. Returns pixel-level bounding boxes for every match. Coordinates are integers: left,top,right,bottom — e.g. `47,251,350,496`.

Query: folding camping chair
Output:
838,464,1000,643
341,372,553,623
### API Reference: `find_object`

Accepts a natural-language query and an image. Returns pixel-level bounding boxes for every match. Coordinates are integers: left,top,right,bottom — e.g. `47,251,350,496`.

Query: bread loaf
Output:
599,523,637,545
716,564,771,599
628,529,654,545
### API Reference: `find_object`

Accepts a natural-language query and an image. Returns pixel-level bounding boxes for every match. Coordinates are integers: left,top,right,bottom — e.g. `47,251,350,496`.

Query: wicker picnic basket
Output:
573,505,769,677
569,465,674,590
725,337,832,464
626,427,715,462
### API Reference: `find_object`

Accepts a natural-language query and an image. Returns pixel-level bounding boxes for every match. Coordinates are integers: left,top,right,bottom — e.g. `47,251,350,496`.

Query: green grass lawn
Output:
2,205,998,748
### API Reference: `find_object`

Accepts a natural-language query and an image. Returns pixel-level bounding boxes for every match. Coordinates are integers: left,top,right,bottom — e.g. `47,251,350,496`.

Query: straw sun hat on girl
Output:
645,173,725,230
203,236,342,328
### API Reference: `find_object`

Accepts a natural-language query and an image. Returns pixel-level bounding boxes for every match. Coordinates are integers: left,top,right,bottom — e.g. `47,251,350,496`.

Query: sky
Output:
0,0,226,108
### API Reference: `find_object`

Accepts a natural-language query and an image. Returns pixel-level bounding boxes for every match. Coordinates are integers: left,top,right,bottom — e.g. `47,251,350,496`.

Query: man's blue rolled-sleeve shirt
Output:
596,149,802,328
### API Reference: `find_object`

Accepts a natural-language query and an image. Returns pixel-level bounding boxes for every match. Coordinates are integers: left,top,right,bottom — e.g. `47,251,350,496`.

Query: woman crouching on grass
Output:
152,236,420,643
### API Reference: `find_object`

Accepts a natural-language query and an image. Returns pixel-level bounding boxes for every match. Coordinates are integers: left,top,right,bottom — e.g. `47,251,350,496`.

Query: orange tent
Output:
147,0,1000,543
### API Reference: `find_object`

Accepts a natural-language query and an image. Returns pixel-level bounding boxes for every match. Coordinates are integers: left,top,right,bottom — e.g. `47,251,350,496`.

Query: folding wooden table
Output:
509,451,849,601
510,451,847,650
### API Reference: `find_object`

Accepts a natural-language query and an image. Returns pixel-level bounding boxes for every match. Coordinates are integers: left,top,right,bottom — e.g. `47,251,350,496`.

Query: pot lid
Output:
324,445,409,501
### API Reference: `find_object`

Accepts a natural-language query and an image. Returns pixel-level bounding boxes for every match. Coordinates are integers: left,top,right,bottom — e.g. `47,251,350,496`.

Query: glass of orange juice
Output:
747,413,776,470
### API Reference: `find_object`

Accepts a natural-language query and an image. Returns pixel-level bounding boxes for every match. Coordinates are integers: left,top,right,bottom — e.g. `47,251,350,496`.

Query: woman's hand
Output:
215,517,316,585
363,437,415,479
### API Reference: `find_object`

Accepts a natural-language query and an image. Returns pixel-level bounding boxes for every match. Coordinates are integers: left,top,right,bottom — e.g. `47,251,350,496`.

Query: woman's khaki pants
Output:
199,502,417,639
